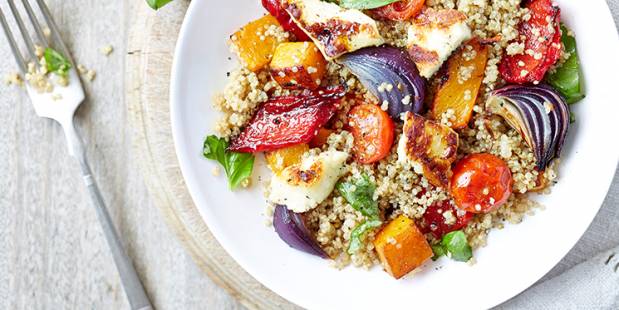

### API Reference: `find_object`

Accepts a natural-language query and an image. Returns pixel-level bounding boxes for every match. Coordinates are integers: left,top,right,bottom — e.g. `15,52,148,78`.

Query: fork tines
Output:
0,0,73,74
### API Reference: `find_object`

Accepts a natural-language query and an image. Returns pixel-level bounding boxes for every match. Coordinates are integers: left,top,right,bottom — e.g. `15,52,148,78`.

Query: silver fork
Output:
0,1,153,309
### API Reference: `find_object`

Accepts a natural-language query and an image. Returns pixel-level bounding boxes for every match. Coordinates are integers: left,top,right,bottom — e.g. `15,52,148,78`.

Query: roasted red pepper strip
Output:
262,0,311,41
499,0,562,84
228,86,345,153
418,199,473,239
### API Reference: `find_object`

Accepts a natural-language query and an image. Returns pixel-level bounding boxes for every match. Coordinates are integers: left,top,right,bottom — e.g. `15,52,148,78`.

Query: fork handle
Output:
62,120,153,310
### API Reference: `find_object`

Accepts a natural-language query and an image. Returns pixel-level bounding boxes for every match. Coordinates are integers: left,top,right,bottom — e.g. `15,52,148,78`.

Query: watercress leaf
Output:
339,0,400,10
546,24,585,104
336,174,380,220
348,219,382,254
146,0,173,10
44,47,71,78
202,135,254,189
441,230,473,262
431,244,446,261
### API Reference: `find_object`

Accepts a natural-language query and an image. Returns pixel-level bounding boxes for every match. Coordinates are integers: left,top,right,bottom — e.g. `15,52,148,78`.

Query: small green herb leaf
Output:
146,0,173,10
203,135,255,189
431,244,446,261
546,24,585,104
339,0,399,10
337,174,380,220
441,230,472,262
348,219,382,254
44,48,71,78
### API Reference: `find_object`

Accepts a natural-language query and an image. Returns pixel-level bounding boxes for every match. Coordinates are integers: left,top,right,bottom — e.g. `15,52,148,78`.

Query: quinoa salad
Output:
201,0,584,279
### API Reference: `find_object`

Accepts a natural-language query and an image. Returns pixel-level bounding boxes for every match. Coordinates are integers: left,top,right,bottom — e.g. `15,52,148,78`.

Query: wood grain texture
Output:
0,1,244,309
0,1,618,310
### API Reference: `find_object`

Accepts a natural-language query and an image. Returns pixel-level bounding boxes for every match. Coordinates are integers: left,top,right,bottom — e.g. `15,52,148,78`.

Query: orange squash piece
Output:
269,42,327,89
373,215,433,279
431,39,489,129
230,15,287,72
265,144,309,175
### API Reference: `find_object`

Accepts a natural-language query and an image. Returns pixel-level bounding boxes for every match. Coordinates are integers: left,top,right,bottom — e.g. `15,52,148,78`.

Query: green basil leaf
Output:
546,24,585,104
336,174,380,220
339,0,400,10
225,151,255,189
431,244,446,261
44,47,71,78
202,135,254,189
348,219,382,254
146,0,173,10
441,230,473,262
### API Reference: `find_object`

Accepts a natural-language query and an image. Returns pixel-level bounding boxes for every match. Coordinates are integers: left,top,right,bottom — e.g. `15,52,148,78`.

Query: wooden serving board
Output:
125,2,298,309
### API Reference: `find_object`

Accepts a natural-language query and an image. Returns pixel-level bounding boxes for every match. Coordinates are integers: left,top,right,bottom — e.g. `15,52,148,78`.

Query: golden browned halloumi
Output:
283,0,384,60
269,150,348,213
397,112,459,188
407,8,472,78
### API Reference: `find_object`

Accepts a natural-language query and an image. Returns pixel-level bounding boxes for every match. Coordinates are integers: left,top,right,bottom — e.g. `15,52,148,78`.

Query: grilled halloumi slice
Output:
397,112,459,188
407,8,472,78
283,0,384,60
269,150,348,213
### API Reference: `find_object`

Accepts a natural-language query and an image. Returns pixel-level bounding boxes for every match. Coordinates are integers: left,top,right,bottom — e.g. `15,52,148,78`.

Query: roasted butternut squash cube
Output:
269,42,327,89
374,215,433,279
431,38,489,129
265,144,309,175
230,15,287,72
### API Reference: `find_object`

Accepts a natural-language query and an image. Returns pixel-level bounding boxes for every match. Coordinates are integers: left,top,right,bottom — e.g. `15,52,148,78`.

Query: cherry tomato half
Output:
450,153,513,214
348,103,395,164
370,0,425,21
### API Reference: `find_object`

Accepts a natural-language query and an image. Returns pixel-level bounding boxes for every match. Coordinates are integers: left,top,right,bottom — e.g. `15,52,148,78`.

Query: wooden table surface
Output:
0,1,617,309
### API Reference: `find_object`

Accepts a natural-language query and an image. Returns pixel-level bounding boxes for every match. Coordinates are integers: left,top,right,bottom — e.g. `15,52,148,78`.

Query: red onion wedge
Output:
486,84,570,170
273,204,328,258
338,46,426,121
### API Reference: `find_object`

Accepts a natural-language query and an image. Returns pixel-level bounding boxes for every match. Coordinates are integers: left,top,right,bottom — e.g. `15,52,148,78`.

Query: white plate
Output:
170,1,619,309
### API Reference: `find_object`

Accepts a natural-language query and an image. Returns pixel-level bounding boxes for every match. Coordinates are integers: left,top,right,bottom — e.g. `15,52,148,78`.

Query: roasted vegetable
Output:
397,112,459,188
273,205,328,258
419,199,473,239
431,39,489,129
546,24,585,104
230,15,287,72
229,86,345,153
338,46,426,121
499,0,561,83
265,144,309,175
486,84,570,170
261,0,311,41
374,215,433,279
309,128,333,148
370,0,425,21
347,103,395,164
451,154,513,213
270,42,327,89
